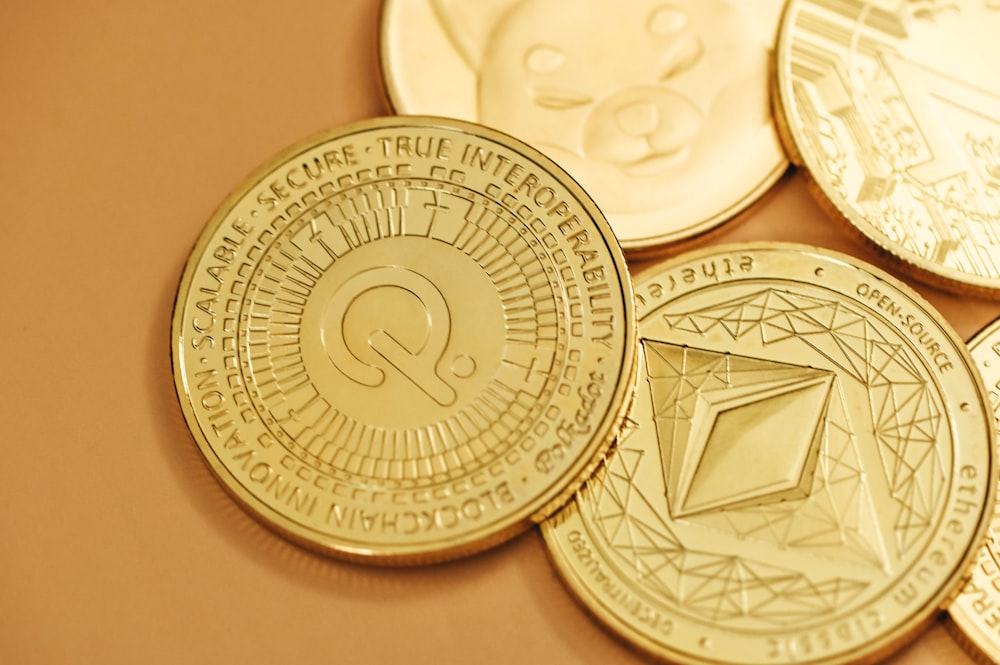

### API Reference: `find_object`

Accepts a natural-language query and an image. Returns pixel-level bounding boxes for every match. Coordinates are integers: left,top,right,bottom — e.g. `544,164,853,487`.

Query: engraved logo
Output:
322,266,474,406
579,339,888,628
644,341,833,518
577,287,958,629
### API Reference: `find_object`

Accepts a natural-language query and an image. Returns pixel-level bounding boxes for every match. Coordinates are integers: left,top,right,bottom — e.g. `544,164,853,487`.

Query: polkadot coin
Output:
171,116,637,564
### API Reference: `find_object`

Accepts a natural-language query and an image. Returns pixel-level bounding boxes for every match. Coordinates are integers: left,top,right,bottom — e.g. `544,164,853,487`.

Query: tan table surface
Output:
2,2,997,663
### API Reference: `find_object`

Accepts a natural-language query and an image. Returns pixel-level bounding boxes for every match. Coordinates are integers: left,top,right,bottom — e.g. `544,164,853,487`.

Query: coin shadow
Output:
882,614,977,665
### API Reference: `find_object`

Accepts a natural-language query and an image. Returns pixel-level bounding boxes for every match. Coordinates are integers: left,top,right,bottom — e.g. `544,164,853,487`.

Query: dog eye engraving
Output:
660,37,704,81
531,86,594,110
648,4,688,35
525,44,565,73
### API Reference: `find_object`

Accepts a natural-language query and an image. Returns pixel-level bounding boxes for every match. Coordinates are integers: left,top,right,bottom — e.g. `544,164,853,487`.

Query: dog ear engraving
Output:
430,0,522,68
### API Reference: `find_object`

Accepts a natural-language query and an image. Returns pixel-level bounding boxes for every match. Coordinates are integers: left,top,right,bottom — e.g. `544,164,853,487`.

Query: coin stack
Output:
171,1,1000,663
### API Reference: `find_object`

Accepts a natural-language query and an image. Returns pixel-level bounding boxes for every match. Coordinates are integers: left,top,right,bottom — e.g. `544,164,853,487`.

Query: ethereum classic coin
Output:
774,0,1000,297
171,116,637,564
947,317,1000,663
542,243,995,664
378,0,788,254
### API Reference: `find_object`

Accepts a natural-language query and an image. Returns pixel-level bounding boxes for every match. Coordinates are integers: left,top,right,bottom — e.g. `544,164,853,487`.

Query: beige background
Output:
2,1,997,663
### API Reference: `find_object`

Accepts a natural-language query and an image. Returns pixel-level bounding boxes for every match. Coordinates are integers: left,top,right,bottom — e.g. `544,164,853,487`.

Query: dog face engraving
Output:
434,0,770,215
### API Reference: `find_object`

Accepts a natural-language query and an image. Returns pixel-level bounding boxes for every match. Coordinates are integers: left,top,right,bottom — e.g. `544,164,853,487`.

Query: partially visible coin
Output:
379,0,788,254
774,0,1000,297
947,318,1000,663
542,243,994,664
171,116,637,564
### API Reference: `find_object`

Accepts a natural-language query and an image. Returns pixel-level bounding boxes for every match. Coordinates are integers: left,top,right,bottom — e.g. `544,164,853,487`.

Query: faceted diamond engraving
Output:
643,340,834,519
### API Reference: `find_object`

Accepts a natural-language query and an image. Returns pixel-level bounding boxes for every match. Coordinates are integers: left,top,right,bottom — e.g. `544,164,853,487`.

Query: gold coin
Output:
542,242,994,664
947,317,1000,663
378,0,789,255
171,116,638,564
774,1,1000,297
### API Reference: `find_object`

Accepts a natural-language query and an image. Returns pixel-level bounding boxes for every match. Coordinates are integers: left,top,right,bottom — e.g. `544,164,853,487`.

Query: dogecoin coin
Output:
542,243,994,664
947,317,1000,663
378,0,788,254
774,0,1000,297
171,116,637,564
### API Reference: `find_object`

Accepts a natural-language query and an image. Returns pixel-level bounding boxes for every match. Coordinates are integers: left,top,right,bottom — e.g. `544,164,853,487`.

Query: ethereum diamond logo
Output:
643,340,835,519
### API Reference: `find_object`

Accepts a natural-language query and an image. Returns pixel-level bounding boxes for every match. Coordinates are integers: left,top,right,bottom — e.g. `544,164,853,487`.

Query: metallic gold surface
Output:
171,116,637,564
543,243,995,664
379,0,789,254
948,317,1000,663
774,0,1000,297
7,2,997,662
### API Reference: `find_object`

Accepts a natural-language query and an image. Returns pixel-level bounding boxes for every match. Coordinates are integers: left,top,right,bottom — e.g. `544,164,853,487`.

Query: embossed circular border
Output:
236,178,572,489
946,316,1000,664
542,241,995,664
171,115,638,564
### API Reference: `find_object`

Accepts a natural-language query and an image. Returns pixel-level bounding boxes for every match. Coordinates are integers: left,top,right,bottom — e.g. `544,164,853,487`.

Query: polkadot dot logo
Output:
321,266,474,406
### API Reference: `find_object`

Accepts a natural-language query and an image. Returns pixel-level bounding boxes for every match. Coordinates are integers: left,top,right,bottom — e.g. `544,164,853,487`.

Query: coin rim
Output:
772,0,1000,298
170,114,639,565
945,315,1000,664
541,240,995,664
